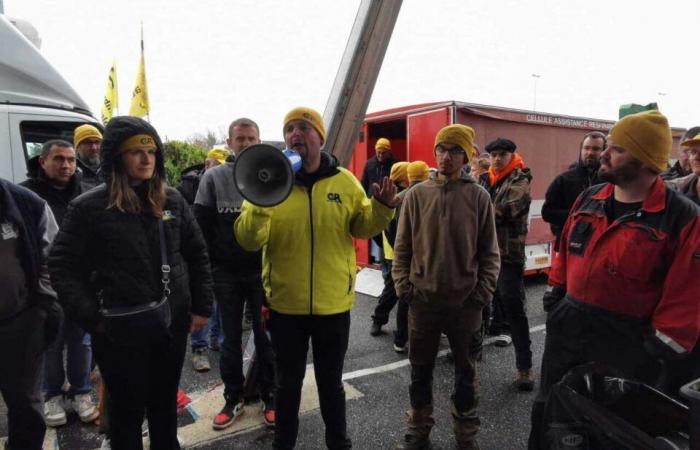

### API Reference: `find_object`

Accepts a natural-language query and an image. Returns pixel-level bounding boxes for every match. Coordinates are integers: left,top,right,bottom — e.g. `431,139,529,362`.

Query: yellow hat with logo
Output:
283,107,326,142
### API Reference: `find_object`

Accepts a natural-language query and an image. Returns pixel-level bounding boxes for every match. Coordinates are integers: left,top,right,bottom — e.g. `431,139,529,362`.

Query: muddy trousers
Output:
269,311,352,450
407,304,481,444
528,297,662,450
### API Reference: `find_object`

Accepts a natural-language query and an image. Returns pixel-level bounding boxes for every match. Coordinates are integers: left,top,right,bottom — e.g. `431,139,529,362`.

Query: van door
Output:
407,107,451,163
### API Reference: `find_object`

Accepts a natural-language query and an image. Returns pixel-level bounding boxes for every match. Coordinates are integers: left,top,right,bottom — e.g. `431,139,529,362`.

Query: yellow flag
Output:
101,62,118,125
129,27,149,118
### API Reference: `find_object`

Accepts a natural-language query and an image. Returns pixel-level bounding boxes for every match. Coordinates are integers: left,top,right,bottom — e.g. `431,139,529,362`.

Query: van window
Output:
20,121,86,159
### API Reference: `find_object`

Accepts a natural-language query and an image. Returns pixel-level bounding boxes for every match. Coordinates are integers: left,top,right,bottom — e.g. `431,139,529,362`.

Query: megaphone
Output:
233,144,302,207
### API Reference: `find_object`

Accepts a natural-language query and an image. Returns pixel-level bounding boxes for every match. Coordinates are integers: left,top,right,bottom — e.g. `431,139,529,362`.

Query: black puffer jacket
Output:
541,159,600,247
20,170,86,226
48,116,213,334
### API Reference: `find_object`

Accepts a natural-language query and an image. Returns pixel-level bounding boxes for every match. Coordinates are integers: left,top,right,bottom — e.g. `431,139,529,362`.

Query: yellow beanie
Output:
434,124,475,162
608,110,671,174
207,148,228,165
74,124,103,148
407,160,430,182
389,161,409,183
283,107,326,142
375,138,391,151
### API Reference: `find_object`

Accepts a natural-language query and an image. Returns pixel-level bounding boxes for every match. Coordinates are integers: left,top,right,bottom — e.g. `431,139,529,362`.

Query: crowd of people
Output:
0,106,698,450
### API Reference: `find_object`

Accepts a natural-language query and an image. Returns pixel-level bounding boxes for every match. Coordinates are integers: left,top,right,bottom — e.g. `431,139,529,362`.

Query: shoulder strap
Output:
158,220,170,297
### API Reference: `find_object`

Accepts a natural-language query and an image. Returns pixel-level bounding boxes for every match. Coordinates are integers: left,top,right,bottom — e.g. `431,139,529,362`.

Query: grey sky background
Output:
7,0,698,143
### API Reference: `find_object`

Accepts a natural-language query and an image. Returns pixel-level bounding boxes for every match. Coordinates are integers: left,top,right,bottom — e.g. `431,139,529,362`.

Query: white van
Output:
0,15,99,182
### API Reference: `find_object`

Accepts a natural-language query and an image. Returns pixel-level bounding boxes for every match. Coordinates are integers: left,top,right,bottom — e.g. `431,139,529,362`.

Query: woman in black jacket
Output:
49,116,213,450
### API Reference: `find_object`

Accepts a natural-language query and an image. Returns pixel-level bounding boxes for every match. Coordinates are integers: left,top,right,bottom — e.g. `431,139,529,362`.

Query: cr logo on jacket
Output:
327,193,342,204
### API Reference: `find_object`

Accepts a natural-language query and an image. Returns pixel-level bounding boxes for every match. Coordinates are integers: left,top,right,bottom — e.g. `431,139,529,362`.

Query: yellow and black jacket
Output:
235,152,394,315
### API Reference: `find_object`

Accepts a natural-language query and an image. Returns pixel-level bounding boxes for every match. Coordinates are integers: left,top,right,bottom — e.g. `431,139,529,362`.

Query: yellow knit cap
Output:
407,160,430,182
389,161,409,183
681,133,700,147
283,107,326,142
608,110,671,174
434,124,475,162
207,148,228,165
74,124,103,148
375,137,391,151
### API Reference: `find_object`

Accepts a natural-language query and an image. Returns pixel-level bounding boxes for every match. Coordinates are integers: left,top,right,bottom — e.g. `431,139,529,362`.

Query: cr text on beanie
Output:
284,107,326,143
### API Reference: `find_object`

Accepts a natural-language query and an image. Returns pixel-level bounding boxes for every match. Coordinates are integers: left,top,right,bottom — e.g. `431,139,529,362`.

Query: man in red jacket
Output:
529,110,700,449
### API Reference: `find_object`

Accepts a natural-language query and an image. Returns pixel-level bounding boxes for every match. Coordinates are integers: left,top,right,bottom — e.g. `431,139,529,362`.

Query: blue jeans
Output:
43,319,92,398
191,301,223,350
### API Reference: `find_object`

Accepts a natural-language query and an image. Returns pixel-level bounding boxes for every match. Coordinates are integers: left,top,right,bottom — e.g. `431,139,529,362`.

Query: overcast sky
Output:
6,0,698,143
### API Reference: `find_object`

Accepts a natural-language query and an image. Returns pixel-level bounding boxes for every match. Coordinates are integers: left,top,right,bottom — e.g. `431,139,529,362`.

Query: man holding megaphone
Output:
235,107,398,450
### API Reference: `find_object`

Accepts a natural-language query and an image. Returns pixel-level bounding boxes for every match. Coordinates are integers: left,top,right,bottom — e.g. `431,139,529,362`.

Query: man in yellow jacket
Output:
235,107,397,450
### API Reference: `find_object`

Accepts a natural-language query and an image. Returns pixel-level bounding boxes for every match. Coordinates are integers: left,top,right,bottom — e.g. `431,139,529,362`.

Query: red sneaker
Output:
262,400,275,428
212,400,244,430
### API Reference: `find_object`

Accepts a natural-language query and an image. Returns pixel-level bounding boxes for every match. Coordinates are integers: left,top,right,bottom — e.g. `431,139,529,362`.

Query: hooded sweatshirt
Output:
392,173,500,313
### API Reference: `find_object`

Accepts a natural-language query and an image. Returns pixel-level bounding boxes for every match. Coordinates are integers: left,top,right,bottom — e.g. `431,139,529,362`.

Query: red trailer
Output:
348,101,686,274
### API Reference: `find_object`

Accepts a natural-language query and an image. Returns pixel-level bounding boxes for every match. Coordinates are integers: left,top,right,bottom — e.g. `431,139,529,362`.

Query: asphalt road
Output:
0,273,550,450
194,274,549,450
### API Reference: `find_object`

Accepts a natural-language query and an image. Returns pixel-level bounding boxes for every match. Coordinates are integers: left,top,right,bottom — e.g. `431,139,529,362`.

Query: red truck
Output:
348,100,685,274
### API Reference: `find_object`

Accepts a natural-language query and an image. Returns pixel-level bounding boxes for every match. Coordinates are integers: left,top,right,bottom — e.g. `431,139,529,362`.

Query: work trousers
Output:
528,297,662,450
490,262,532,370
408,303,481,442
92,327,188,450
0,306,47,450
371,260,408,346
269,310,352,450
216,268,274,403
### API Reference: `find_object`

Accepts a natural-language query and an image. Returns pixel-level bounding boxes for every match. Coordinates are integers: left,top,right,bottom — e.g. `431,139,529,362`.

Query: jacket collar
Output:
592,176,666,213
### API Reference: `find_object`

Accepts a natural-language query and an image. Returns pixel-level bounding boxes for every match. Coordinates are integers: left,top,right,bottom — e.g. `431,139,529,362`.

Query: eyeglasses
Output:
688,147,700,157
435,145,464,156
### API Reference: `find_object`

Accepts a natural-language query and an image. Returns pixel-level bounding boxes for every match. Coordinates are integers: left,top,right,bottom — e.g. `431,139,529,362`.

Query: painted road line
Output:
342,323,547,382
177,367,363,449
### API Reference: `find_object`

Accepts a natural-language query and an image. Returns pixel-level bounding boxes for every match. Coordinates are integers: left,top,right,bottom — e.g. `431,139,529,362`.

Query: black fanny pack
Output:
99,220,172,346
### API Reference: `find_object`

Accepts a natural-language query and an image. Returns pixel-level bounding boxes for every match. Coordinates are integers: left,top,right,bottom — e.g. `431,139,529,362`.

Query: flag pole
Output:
141,22,150,123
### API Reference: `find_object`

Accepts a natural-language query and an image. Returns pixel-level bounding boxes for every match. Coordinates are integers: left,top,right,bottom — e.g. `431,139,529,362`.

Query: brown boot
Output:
515,369,535,391
451,402,480,449
396,407,434,450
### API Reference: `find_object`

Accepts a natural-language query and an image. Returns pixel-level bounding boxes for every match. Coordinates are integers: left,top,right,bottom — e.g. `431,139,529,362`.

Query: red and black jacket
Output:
550,177,700,352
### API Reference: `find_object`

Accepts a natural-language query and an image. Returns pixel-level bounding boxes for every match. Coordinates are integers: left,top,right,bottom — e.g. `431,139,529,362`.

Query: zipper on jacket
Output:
307,188,315,315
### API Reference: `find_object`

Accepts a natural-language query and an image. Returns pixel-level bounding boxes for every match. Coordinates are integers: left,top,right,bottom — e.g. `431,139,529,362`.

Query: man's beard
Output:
598,158,642,185
582,158,600,171
81,154,100,168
